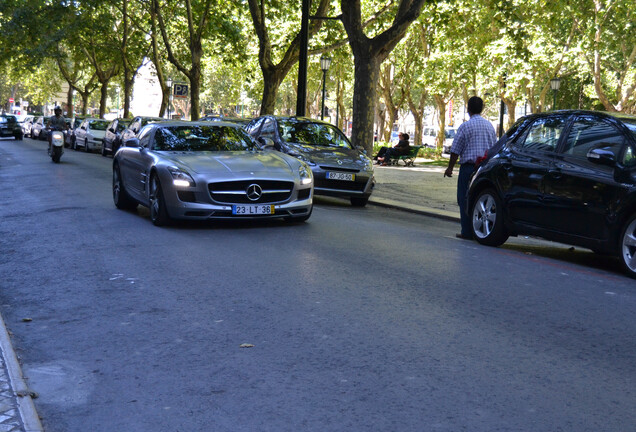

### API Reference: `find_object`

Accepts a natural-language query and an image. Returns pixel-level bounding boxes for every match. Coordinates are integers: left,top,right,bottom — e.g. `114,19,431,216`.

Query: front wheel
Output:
619,214,636,279
113,164,138,210
51,147,62,163
149,174,170,226
101,140,107,156
84,139,90,153
471,189,509,246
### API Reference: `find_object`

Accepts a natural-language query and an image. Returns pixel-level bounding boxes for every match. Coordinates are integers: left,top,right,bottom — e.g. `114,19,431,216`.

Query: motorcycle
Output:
48,128,65,163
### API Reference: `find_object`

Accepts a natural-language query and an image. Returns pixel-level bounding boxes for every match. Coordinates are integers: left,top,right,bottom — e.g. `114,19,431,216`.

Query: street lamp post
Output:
550,76,561,111
320,56,331,121
166,79,172,119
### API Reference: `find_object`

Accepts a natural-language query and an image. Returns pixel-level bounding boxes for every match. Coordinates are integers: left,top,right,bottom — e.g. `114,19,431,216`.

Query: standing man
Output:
444,96,496,240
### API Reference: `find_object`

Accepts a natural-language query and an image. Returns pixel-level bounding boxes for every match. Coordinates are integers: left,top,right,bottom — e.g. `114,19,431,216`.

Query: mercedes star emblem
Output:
246,184,262,201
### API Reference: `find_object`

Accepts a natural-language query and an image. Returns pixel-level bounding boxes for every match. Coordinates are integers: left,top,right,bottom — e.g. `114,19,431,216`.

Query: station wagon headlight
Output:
168,167,195,187
299,164,313,185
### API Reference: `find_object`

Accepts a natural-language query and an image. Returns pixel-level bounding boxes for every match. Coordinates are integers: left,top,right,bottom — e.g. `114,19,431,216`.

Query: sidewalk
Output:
368,158,461,222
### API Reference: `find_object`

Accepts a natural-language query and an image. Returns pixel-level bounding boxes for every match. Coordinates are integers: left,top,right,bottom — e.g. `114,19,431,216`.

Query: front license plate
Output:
326,172,355,181
232,205,274,215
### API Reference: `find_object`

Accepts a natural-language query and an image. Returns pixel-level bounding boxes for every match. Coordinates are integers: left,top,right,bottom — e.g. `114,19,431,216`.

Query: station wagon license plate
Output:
232,205,274,215
326,172,355,181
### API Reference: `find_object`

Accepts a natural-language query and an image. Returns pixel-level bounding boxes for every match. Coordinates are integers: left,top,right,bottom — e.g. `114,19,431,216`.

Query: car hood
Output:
160,151,296,176
285,142,370,169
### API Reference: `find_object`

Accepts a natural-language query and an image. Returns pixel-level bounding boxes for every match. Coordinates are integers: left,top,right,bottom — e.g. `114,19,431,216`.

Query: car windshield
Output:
153,125,254,152
73,118,84,127
0,116,16,123
141,118,163,127
445,129,456,138
278,121,352,148
90,120,110,131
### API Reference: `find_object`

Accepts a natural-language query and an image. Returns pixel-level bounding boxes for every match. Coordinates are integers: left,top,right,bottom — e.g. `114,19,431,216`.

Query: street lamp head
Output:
320,56,332,72
550,76,561,91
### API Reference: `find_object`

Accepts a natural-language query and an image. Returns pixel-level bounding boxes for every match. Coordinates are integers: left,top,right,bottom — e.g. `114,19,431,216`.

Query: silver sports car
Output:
112,121,314,226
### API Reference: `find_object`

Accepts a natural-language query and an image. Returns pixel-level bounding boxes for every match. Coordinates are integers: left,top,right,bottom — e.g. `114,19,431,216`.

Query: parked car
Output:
73,118,110,152
66,116,86,147
31,116,46,140
119,116,167,144
467,110,636,278
0,114,23,140
246,116,375,206
15,114,34,137
422,126,456,151
113,121,314,226
200,115,251,126
101,118,132,156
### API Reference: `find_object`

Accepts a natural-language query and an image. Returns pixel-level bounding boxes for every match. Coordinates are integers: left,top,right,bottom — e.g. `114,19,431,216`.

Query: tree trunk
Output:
99,81,109,118
260,68,285,115
66,87,74,116
433,95,446,151
351,53,380,154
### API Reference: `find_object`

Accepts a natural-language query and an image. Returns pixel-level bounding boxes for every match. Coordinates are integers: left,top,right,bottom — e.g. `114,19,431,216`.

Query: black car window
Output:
623,143,636,167
138,127,153,147
563,117,624,160
516,116,566,152
260,119,276,140
278,120,352,148
152,125,254,152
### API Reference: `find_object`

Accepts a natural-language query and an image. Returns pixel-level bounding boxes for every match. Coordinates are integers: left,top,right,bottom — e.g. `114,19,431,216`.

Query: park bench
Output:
389,145,422,167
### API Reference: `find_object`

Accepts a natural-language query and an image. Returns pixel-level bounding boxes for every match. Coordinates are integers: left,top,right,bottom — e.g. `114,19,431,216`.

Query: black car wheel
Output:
112,164,138,210
14,132,23,141
101,141,107,156
619,214,636,279
471,189,509,246
84,139,90,153
149,174,170,226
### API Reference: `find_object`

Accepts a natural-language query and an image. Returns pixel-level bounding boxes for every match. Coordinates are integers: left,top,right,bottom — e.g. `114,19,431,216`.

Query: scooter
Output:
48,128,65,163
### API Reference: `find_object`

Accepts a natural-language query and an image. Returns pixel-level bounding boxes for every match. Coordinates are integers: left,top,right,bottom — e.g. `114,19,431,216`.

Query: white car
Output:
73,118,110,152
421,126,457,153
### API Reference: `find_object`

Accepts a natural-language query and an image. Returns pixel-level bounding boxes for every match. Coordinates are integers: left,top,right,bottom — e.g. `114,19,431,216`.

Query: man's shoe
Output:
456,233,473,240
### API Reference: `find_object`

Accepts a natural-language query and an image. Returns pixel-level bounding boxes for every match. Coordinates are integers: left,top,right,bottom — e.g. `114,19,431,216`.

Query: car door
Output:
75,120,87,143
502,114,569,227
542,114,629,239
120,126,155,201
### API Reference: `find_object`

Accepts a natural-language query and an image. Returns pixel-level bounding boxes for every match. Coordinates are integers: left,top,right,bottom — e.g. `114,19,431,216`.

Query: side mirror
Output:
124,137,140,148
587,147,616,167
257,137,275,149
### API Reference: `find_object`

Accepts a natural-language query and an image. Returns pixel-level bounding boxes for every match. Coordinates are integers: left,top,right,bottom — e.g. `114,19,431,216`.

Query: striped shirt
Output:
450,114,496,163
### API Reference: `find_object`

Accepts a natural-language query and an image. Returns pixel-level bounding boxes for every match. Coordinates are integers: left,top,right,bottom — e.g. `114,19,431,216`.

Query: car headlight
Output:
361,154,373,170
168,167,196,187
299,164,313,185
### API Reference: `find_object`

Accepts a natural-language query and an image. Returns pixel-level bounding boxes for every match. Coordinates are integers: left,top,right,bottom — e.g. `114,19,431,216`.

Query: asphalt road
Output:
1,137,635,432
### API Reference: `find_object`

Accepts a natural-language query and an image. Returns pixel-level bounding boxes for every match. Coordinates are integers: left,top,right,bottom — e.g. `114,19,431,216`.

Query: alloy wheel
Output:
621,217,636,275
472,193,497,239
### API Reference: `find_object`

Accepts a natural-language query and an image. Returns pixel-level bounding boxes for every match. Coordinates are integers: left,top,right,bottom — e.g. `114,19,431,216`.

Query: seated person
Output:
375,132,411,165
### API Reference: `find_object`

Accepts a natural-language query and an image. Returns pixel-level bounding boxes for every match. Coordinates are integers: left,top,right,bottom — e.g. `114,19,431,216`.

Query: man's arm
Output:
444,153,459,177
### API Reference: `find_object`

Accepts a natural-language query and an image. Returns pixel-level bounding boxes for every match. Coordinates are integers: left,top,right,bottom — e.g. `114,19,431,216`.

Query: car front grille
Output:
208,180,294,204
315,177,368,192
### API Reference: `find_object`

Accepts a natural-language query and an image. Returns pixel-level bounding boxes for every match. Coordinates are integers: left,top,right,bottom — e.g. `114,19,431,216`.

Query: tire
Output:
52,147,62,163
618,214,636,279
14,132,23,141
72,136,77,150
101,141,107,156
84,139,90,153
112,164,138,210
350,196,369,207
149,174,170,226
470,188,509,246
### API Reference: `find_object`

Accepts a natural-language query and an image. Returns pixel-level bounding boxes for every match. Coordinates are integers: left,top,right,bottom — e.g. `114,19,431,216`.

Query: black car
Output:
101,118,132,156
200,115,251,126
246,116,375,206
0,115,23,140
467,110,636,278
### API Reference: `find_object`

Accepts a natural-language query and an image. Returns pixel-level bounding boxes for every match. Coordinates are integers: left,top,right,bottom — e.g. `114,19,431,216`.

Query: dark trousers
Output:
457,163,475,237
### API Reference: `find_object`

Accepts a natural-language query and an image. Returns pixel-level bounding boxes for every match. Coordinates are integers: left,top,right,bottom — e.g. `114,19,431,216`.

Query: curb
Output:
368,197,461,222
0,315,44,432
